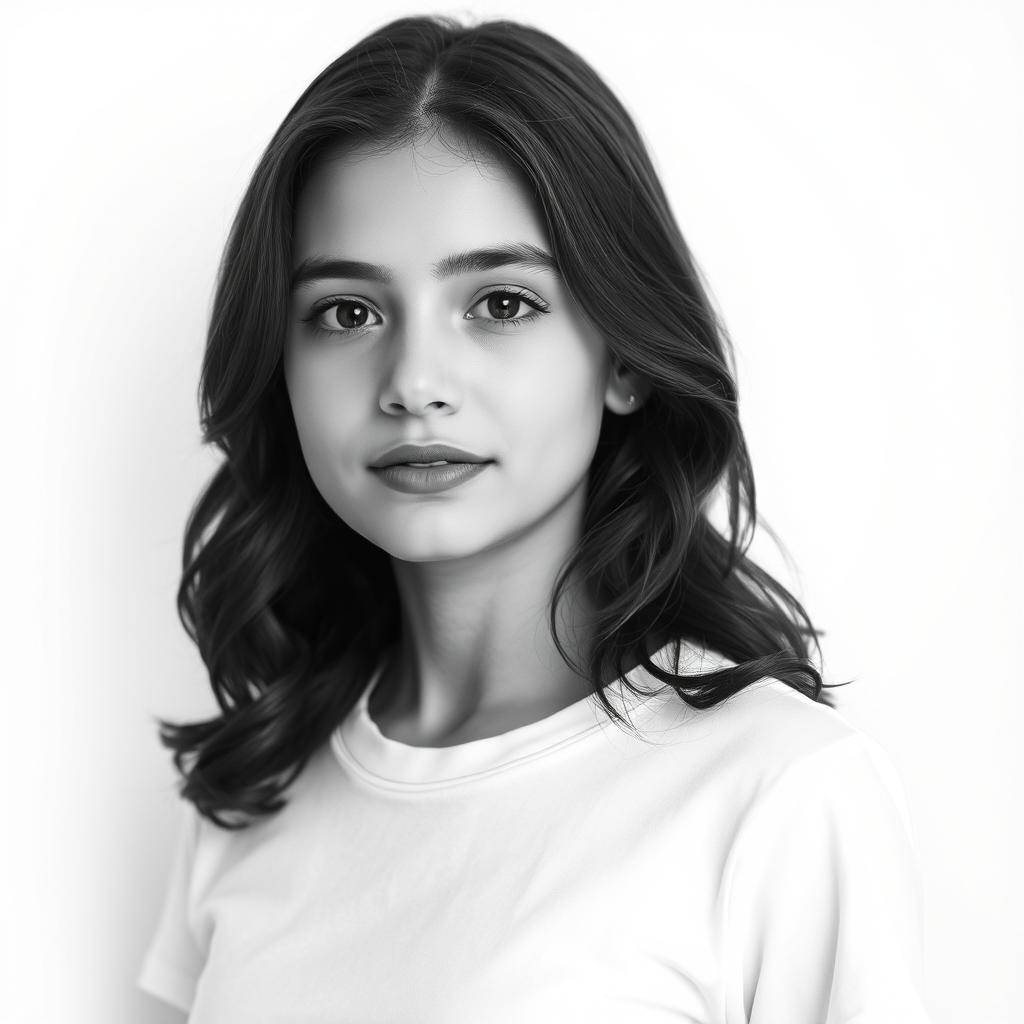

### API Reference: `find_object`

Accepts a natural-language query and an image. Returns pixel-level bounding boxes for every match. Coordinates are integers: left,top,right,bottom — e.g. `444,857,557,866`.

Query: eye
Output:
302,297,383,335
465,287,550,329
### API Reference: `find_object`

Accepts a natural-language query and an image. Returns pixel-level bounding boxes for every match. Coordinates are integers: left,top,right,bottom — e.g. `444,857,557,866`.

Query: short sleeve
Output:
137,802,206,1014
719,733,932,1024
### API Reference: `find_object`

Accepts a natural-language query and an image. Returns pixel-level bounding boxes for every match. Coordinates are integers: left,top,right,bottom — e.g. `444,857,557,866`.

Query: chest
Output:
188,763,732,1022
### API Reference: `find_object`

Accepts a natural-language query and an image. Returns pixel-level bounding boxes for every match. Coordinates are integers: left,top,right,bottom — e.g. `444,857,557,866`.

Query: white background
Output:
2,1,1020,1021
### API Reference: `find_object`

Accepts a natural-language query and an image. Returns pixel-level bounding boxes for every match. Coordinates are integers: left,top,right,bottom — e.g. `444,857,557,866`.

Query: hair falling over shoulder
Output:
161,15,845,829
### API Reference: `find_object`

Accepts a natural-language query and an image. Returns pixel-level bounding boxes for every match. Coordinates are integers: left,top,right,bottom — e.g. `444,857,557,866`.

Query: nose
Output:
378,321,462,417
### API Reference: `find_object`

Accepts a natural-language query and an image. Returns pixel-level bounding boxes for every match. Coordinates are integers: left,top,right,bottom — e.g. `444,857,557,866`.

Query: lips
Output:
369,443,492,469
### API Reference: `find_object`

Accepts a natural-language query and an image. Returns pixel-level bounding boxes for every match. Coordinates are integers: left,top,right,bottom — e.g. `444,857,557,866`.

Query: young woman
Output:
138,15,931,1023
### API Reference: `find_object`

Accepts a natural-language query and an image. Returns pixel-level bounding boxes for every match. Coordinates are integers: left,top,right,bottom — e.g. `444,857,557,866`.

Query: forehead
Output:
292,136,549,269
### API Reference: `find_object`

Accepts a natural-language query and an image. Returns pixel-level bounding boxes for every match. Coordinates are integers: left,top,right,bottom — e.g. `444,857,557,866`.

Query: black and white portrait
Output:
3,3,1019,1022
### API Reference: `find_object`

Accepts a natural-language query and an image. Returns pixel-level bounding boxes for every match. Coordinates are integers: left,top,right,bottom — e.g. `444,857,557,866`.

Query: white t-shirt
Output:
138,639,931,1022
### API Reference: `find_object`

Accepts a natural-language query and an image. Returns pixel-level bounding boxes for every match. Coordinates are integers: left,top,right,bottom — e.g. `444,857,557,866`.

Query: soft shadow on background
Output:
2,1,1020,1021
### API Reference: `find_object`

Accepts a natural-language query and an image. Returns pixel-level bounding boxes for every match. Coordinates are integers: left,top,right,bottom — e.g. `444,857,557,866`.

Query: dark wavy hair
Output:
161,14,845,828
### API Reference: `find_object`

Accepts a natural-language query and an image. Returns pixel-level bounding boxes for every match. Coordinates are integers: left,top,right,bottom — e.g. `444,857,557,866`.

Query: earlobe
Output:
604,368,646,415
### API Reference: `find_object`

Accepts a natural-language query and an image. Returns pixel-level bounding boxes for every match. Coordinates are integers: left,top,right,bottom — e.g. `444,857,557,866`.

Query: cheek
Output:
284,351,363,468
509,347,607,462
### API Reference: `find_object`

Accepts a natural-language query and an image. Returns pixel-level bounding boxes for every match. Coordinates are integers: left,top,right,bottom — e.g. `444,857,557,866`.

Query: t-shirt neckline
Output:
331,639,698,791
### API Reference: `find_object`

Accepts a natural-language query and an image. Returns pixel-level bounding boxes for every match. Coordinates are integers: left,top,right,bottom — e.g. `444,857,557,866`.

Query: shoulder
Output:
629,638,854,744
618,639,900,807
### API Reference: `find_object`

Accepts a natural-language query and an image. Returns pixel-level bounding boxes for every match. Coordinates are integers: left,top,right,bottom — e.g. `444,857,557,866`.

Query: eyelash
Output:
301,286,550,339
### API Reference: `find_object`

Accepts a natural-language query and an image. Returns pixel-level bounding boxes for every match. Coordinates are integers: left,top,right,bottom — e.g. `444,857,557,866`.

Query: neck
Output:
370,487,597,745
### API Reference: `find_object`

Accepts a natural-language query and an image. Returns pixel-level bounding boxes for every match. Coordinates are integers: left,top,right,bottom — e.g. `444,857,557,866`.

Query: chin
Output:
346,518,492,564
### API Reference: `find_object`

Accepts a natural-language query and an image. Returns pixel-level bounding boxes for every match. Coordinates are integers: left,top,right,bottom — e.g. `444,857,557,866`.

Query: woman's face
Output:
284,135,624,563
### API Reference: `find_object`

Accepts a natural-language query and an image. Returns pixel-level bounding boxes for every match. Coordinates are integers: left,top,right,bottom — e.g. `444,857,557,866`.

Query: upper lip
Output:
369,443,492,469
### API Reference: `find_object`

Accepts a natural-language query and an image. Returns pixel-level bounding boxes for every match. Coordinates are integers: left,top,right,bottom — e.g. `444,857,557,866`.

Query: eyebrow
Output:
290,242,558,291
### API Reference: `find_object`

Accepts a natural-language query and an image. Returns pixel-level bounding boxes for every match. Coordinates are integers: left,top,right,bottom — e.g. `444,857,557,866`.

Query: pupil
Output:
337,302,368,328
488,295,520,320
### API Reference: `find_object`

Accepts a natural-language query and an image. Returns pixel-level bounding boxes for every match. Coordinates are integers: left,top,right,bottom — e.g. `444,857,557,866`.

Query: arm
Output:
719,733,932,1024
137,803,206,1017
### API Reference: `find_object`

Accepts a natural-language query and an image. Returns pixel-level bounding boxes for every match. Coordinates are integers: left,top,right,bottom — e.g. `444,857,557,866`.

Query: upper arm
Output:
136,803,206,1016
719,733,932,1024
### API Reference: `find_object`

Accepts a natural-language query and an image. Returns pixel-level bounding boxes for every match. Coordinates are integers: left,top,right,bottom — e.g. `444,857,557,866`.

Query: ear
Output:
604,361,650,416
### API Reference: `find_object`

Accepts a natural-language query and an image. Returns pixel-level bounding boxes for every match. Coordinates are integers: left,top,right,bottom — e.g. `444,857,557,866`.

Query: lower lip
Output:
370,462,492,494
